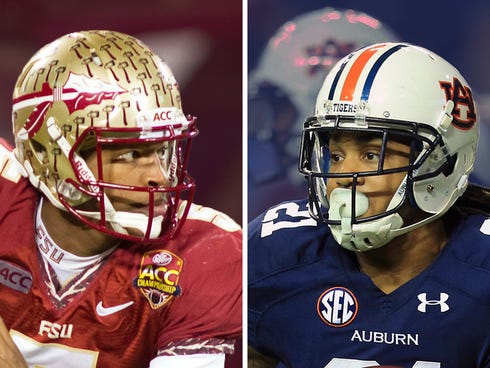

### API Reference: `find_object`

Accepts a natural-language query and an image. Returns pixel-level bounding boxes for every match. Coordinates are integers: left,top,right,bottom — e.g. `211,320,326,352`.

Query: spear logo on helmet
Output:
13,73,126,138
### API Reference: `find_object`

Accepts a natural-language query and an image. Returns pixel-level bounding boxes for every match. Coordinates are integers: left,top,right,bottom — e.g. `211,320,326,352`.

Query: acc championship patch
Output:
134,250,183,309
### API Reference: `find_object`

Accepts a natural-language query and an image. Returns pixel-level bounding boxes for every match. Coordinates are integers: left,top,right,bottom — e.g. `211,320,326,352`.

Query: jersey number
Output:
261,202,316,237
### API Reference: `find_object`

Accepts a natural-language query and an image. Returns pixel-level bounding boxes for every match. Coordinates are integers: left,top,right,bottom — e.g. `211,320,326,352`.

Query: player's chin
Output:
112,198,170,216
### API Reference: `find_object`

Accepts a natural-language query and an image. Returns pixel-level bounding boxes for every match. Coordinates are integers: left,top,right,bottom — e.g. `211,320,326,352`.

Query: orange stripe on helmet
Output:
339,45,384,101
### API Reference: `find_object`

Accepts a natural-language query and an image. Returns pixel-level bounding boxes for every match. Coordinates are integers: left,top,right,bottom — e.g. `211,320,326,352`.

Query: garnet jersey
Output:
248,200,490,368
0,140,242,368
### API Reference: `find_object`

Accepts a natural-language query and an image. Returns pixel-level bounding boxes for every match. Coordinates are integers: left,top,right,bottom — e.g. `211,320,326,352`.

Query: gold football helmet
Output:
12,30,198,243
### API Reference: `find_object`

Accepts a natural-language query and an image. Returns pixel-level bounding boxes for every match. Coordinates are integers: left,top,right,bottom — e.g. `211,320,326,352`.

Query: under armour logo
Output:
417,292,449,313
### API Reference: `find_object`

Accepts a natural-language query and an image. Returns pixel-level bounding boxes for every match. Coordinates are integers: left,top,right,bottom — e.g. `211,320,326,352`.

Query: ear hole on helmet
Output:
443,153,457,177
30,140,48,163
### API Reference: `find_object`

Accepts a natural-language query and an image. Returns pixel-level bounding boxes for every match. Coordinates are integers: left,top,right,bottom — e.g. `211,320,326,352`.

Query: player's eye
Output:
363,151,380,162
329,152,344,163
115,150,141,162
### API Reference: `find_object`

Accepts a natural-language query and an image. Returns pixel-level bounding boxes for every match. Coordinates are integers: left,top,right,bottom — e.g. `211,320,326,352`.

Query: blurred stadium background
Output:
249,0,490,90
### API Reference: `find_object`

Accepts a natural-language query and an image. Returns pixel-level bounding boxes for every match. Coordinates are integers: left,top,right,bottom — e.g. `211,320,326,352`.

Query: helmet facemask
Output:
62,118,197,243
16,112,197,244
300,114,454,251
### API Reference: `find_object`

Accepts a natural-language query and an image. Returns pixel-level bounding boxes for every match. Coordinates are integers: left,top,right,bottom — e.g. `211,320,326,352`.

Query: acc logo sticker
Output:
317,286,358,327
134,250,183,309
0,260,33,294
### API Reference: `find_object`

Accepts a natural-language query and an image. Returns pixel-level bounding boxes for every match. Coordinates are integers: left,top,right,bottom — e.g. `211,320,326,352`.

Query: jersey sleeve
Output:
156,205,242,357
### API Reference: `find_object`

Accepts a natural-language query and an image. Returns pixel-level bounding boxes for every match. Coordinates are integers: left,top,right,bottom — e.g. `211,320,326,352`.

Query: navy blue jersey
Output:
248,199,490,368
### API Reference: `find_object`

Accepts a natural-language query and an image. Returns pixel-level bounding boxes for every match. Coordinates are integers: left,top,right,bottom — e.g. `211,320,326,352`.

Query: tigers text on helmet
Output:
299,42,479,251
249,7,400,186
12,30,199,244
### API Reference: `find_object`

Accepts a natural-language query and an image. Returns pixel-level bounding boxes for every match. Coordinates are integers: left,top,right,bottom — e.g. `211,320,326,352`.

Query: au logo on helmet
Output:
134,250,183,309
439,76,476,130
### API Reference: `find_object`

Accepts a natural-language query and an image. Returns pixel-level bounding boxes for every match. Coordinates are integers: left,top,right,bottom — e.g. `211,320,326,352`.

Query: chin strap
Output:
77,209,163,239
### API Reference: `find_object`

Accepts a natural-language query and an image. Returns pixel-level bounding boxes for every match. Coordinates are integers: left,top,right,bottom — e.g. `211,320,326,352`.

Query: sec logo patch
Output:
317,286,358,327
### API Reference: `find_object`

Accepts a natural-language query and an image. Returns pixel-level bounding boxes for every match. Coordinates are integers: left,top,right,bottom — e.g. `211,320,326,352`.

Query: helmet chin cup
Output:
109,211,164,239
328,188,367,248
328,188,404,252
78,209,164,240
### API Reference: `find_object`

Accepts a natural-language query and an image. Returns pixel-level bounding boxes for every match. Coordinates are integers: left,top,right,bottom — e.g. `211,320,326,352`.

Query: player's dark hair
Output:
452,183,490,217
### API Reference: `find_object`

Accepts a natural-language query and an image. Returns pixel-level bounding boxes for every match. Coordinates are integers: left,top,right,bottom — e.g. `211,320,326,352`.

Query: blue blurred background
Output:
249,0,490,89
248,0,490,220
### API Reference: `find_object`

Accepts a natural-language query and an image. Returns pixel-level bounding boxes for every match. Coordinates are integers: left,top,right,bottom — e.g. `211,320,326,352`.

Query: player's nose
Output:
332,159,365,188
144,153,171,187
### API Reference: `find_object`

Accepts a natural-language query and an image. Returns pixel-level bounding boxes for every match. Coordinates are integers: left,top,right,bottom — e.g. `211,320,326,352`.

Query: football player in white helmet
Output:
301,42,482,251
248,43,490,367
248,7,400,220
0,30,241,368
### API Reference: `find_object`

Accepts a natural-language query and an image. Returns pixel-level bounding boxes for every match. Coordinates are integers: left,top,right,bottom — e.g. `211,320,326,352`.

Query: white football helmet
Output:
299,42,479,251
12,30,198,243
249,7,401,184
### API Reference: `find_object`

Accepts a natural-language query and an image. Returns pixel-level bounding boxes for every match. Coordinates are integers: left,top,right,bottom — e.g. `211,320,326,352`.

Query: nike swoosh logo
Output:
96,301,134,316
